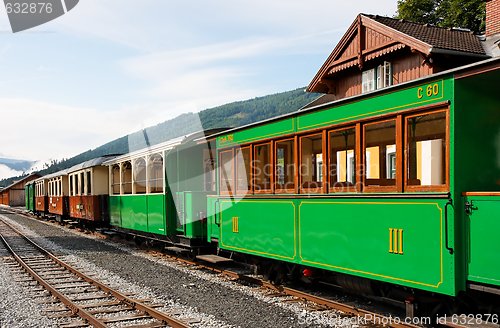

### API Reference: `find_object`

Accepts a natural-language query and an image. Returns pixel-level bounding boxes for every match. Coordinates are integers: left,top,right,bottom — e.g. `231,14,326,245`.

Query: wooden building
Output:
306,10,498,104
0,173,40,207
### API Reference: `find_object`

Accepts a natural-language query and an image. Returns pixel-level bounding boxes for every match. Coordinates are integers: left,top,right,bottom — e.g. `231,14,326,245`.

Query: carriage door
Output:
464,193,500,287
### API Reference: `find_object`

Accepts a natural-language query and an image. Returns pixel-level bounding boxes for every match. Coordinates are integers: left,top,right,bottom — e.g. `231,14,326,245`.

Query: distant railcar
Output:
43,169,70,220
24,181,35,212
103,130,222,247
34,176,48,216
66,155,119,225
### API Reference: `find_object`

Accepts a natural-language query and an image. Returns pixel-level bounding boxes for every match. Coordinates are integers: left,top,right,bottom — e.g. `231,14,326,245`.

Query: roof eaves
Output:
361,15,432,55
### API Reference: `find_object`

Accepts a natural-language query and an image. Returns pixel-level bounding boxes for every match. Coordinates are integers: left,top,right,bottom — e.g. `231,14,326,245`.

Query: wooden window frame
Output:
219,148,235,196
133,157,147,195
404,108,449,193
121,161,133,195
362,117,401,193
148,153,164,194
299,132,326,194
235,145,252,195
328,126,358,193
253,142,273,194
274,138,296,194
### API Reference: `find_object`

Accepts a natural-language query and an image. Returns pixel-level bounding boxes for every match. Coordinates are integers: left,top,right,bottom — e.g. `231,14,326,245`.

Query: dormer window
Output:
362,61,392,93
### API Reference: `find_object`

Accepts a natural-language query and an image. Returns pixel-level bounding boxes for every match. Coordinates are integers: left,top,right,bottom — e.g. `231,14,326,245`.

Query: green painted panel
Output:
466,195,500,286
109,196,121,226
121,195,148,233
147,194,166,235
298,79,450,131
183,192,210,239
217,118,295,148
219,199,296,260
207,196,219,242
298,199,454,294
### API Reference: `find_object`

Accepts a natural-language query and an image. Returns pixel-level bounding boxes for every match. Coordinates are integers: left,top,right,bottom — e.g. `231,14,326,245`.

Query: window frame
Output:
362,117,402,193
404,108,449,192
274,137,296,194
235,145,252,195
328,126,358,193
219,148,235,196
148,153,164,194
299,131,326,194
253,142,273,194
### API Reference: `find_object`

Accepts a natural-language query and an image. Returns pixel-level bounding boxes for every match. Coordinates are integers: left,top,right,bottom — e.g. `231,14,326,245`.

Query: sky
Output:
0,0,397,167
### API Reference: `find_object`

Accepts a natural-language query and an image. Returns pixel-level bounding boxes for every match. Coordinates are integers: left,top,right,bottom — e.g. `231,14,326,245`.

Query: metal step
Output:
196,254,233,264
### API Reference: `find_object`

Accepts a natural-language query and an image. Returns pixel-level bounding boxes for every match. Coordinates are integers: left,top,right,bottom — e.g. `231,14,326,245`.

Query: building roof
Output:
67,154,120,174
307,13,489,93
367,15,486,55
1,173,40,191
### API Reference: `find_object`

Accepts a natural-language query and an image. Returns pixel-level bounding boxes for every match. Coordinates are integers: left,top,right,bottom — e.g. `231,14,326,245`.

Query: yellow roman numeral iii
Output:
232,217,239,233
389,228,403,254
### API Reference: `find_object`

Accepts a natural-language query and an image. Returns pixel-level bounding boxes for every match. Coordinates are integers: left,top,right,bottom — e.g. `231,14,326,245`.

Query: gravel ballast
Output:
0,211,347,327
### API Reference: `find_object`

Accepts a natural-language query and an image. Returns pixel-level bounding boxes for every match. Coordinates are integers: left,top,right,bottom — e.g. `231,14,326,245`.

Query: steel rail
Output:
161,253,420,328
0,216,189,328
5,207,420,328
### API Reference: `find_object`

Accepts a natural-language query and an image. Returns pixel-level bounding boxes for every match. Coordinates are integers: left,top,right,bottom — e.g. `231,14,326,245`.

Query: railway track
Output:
0,215,189,328
156,252,422,328
5,207,422,328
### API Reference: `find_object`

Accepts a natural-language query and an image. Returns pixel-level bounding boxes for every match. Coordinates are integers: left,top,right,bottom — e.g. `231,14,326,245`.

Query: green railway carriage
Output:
24,181,35,212
104,130,221,246
209,58,500,297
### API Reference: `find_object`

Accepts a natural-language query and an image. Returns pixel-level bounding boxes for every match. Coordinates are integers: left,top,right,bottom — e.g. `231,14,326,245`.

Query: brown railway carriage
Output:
34,177,48,214
44,169,69,218
67,155,118,224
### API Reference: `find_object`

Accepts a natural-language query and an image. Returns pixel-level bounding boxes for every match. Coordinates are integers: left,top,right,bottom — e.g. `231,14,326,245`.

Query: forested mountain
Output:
0,87,319,187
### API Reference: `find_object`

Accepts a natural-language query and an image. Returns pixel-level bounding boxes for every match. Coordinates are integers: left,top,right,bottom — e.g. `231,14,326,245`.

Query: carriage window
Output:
236,147,251,193
86,171,92,195
219,149,234,195
300,134,324,191
253,143,271,192
364,120,396,188
406,111,446,188
134,157,147,194
329,128,356,190
122,161,132,194
69,175,74,196
73,174,79,195
79,172,84,195
111,165,120,195
276,139,295,191
203,148,216,192
148,153,163,193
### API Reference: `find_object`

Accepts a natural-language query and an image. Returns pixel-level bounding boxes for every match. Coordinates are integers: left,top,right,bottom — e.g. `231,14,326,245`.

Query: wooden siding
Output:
331,52,434,100
364,27,392,49
392,53,434,85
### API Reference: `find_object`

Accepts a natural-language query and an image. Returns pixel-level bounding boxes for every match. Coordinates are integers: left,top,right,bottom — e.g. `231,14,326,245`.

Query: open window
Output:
111,164,120,195
300,133,324,192
236,146,251,194
364,119,397,191
406,110,447,191
329,127,356,191
148,153,163,193
86,170,92,195
219,149,234,195
203,148,216,192
134,157,147,194
275,139,295,192
253,143,272,193
122,161,132,194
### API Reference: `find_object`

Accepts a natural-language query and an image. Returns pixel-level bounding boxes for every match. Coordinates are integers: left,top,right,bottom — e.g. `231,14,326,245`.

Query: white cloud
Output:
0,98,156,160
0,164,23,180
